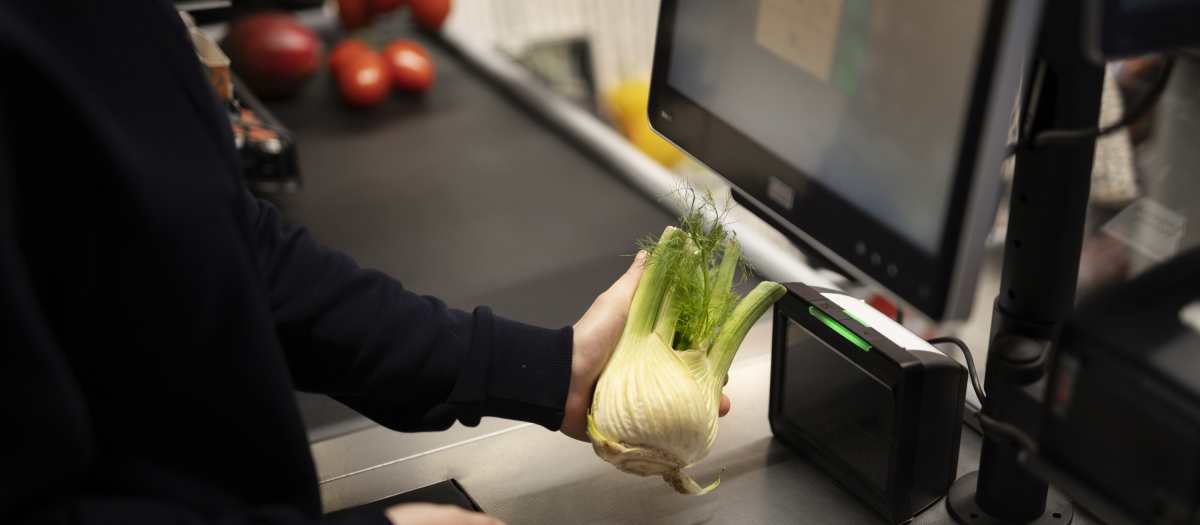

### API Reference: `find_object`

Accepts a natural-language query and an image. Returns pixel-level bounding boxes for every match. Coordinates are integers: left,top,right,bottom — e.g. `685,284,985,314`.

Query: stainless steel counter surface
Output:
312,313,1113,524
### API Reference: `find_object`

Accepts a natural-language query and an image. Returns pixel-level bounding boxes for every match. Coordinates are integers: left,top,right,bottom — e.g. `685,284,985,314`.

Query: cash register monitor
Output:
647,0,1040,320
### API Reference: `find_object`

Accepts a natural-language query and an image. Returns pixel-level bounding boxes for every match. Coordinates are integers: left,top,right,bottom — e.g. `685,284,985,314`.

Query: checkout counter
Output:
244,13,1112,525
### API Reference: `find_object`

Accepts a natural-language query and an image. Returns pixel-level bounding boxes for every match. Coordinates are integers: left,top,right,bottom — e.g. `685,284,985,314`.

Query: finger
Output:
609,251,648,295
467,513,506,525
629,249,648,269
723,374,729,386
594,251,648,312
719,394,730,417
445,506,505,525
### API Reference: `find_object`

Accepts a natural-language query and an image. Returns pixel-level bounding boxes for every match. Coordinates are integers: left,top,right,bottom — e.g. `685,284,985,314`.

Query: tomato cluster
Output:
337,0,451,32
330,38,436,109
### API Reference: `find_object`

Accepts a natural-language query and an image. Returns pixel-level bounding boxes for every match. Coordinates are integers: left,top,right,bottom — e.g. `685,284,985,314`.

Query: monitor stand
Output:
947,0,1104,523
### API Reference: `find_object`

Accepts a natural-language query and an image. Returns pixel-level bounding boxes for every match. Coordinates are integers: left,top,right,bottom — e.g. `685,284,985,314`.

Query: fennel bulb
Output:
587,197,786,495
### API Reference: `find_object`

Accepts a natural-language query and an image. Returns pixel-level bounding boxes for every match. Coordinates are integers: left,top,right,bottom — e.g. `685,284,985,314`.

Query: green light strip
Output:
843,310,870,328
809,306,872,351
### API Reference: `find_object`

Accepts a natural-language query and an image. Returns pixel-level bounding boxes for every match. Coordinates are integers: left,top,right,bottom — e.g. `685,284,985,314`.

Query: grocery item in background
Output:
328,39,373,77
220,11,323,98
339,0,448,31
410,0,452,31
370,0,408,14
337,0,374,29
336,51,392,109
516,38,596,112
607,80,684,167
229,74,303,194
383,39,435,92
189,27,232,101
185,12,302,193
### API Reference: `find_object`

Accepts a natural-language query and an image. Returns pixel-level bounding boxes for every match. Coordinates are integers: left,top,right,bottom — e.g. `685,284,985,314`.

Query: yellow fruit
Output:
607,80,652,133
607,80,683,167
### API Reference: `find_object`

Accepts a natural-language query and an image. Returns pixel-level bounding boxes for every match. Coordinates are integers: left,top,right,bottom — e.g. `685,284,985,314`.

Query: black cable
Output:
1027,54,1177,149
975,412,1039,456
926,336,985,403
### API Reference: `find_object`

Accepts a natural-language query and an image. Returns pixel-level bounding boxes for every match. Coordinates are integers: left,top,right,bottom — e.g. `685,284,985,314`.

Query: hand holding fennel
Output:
585,192,787,495
563,252,733,442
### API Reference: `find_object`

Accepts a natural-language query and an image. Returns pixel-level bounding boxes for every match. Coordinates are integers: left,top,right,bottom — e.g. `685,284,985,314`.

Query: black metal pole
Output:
948,0,1105,522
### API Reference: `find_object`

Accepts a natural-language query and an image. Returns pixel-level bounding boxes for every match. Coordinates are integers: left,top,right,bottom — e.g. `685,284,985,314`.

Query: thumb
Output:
604,251,648,307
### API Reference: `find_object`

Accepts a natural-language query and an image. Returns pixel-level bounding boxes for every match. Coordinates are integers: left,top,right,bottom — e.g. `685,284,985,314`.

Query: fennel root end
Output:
587,413,722,495
664,464,725,496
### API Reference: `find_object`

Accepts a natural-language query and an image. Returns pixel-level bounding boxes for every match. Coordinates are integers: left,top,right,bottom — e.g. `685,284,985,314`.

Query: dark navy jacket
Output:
0,2,573,524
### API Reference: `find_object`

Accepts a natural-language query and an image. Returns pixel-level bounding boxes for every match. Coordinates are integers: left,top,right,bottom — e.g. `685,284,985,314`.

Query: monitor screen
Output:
667,0,989,254
649,0,1035,320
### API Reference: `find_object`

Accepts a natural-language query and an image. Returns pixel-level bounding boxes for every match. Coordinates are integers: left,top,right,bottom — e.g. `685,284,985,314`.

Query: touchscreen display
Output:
782,317,895,491
666,0,989,254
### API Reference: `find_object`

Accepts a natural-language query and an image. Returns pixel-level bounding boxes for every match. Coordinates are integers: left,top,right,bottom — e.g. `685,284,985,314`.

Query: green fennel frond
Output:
636,186,754,352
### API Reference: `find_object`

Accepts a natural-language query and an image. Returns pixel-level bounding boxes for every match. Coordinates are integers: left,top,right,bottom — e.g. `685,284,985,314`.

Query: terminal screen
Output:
782,316,895,491
667,0,990,254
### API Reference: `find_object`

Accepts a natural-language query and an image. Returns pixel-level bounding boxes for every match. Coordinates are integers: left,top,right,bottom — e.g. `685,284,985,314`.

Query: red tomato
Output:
382,40,435,92
409,0,451,31
220,11,323,98
328,39,372,77
387,38,429,60
337,0,373,29
370,0,407,14
336,52,391,109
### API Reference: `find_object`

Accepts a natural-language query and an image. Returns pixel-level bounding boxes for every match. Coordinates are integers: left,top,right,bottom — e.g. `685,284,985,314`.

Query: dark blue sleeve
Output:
0,81,386,525
244,193,575,432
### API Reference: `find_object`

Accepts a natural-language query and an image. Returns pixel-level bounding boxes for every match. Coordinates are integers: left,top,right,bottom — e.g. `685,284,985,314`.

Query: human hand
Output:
561,252,731,442
384,503,504,525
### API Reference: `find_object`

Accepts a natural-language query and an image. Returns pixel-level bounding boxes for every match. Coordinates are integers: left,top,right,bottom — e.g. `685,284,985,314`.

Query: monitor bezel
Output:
648,0,1038,320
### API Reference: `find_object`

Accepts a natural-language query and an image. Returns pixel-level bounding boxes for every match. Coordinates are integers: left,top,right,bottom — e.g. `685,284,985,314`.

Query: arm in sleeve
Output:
242,193,574,432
